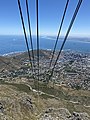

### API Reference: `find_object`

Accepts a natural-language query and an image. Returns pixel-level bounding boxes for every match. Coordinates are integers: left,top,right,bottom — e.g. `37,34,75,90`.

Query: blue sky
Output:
0,0,90,37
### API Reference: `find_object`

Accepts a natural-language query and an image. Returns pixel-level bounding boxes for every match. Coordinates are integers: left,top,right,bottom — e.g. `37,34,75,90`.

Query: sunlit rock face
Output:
39,108,90,120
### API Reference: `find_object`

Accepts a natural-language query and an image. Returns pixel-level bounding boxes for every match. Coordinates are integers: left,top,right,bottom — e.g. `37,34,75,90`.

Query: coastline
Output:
1,49,90,57
2,51,25,57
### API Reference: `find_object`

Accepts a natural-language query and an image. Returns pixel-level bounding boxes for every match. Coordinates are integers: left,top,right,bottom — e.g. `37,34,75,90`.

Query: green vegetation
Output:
30,81,90,105
40,94,54,99
0,80,31,93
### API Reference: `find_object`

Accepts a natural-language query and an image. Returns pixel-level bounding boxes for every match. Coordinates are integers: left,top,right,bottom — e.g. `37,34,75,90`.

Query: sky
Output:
0,0,90,37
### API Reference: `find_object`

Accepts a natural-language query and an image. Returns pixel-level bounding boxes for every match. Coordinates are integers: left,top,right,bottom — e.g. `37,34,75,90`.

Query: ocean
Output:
0,35,90,55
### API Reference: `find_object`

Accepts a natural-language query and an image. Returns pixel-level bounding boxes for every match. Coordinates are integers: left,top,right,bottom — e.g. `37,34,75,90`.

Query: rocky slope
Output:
0,82,90,120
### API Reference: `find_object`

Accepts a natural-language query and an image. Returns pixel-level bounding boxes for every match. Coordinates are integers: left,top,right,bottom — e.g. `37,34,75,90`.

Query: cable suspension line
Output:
26,0,35,68
18,0,33,72
49,0,70,68
36,0,40,90
49,0,83,81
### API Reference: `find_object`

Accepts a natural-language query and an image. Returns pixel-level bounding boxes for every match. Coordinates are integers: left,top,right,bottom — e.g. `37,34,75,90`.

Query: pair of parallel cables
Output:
49,0,83,81
18,0,36,74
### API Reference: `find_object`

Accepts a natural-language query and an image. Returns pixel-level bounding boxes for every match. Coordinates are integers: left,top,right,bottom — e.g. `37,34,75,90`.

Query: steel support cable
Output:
36,0,40,91
18,0,33,72
49,0,70,68
49,0,83,81
26,0,35,68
